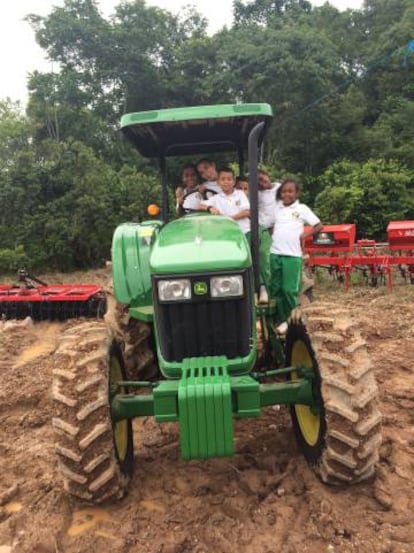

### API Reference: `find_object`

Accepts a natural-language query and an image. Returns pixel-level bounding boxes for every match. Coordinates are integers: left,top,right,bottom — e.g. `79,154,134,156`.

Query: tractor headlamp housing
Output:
210,275,244,298
157,279,191,302
153,269,252,362
156,274,245,302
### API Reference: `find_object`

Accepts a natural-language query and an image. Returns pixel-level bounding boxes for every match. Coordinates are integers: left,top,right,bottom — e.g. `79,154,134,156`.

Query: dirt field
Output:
0,273,413,553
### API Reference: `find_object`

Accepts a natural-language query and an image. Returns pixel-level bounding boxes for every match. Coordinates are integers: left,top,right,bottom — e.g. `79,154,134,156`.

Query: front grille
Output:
154,274,253,363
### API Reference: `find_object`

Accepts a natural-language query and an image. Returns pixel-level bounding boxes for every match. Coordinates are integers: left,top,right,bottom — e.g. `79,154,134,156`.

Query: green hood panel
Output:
150,216,251,274
112,221,162,305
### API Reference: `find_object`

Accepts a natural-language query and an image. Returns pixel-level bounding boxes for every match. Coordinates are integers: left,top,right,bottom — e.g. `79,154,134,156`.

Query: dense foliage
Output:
1,0,413,271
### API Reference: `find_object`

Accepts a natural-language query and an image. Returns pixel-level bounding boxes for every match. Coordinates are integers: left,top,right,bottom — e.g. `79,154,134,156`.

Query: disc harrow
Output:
0,271,106,321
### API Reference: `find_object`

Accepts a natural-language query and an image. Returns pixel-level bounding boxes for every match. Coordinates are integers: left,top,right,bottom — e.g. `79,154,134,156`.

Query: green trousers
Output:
246,227,271,288
269,254,302,322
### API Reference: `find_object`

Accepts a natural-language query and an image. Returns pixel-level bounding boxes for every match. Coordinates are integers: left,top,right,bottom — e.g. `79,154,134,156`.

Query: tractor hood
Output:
150,216,251,274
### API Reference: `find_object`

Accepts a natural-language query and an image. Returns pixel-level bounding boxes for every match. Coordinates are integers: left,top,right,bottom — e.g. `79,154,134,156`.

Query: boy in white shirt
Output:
269,178,323,333
200,167,250,232
200,167,269,303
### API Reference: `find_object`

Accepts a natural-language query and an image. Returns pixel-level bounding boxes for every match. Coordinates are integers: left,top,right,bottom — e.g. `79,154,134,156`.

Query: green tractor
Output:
51,104,382,503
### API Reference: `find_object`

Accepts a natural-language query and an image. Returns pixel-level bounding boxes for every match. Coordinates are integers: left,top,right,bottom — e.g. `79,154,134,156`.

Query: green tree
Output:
0,100,31,169
233,0,312,26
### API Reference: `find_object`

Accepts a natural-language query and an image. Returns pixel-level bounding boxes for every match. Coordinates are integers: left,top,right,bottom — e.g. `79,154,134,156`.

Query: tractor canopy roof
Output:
120,103,273,157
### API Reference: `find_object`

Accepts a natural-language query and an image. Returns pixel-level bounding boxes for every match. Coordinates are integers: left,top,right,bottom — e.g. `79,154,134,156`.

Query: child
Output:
196,158,222,194
201,167,269,303
258,170,280,234
235,175,249,196
269,178,323,334
200,167,250,233
234,171,276,302
176,164,199,214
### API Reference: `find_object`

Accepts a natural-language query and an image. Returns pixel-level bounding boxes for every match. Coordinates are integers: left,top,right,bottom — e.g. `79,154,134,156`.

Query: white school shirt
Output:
181,181,221,211
258,182,281,228
203,180,222,194
202,189,251,234
181,190,203,211
270,200,320,257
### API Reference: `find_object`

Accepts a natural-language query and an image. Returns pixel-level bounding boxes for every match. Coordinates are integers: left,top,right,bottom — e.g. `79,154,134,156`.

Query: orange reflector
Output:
147,204,160,216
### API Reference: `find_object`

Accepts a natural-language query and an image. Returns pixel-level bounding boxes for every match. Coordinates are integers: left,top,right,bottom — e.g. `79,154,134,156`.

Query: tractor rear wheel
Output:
52,321,133,503
285,303,382,485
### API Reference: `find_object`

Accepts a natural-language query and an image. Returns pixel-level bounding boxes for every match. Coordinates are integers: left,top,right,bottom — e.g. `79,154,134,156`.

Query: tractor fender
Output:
112,221,162,306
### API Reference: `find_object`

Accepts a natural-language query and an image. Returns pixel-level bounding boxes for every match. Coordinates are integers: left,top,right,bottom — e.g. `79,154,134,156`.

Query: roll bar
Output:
248,122,266,293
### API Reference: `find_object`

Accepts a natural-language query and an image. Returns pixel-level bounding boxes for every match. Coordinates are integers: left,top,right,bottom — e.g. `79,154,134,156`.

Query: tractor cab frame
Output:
120,103,273,292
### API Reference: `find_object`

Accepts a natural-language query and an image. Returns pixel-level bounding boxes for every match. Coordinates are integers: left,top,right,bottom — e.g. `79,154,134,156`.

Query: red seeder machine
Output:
304,220,414,292
0,269,106,320
387,220,414,285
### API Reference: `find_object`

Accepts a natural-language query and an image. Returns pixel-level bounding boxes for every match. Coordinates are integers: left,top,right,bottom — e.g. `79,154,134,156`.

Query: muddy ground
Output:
0,272,413,553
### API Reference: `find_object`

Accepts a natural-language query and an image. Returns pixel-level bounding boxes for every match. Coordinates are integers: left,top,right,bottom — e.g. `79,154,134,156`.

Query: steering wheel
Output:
181,187,218,213
199,187,219,201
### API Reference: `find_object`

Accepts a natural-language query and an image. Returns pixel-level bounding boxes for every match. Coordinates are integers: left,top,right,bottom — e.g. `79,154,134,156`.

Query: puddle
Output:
139,499,166,513
67,508,113,537
4,502,22,513
13,323,61,367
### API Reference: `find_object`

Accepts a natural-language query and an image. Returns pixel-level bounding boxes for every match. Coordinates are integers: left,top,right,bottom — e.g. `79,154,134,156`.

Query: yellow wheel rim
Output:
291,340,320,446
110,355,128,462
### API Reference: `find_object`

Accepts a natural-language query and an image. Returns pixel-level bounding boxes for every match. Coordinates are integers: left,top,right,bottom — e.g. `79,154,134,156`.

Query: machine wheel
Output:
104,281,159,380
285,303,382,485
52,321,133,503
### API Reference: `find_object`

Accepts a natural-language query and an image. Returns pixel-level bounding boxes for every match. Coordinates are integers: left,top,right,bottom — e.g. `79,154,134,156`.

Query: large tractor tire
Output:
104,280,159,380
285,303,382,485
52,321,133,503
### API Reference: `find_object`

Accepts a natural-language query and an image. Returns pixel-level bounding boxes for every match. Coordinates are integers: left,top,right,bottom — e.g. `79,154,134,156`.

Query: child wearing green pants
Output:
269,179,323,334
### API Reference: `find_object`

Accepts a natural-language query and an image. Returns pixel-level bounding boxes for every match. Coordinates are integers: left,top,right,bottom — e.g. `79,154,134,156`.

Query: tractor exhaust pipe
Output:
248,121,266,293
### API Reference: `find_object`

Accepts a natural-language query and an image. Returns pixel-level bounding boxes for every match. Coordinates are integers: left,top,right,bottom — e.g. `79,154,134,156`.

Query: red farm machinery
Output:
0,269,106,320
387,220,414,284
304,220,414,292
304,224,356,290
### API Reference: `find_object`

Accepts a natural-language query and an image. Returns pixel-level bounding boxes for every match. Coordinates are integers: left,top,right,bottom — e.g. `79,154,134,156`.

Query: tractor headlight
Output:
158,279,191,301
210,275,243,298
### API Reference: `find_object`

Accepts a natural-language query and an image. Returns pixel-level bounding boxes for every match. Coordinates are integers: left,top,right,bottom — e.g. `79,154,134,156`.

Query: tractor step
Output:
178,356,234,460
255,298,276,315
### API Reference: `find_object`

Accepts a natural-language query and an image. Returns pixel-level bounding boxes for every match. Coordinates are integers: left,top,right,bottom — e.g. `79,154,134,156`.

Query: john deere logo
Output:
194,282,208,295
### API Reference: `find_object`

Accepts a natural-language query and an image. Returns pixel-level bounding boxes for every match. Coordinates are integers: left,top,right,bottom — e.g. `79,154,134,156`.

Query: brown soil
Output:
0,273,413,553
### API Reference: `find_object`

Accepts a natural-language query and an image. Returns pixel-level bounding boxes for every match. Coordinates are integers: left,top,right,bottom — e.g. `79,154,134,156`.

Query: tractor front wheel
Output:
52,321,133,503
285,303,382,485
104,281,159,380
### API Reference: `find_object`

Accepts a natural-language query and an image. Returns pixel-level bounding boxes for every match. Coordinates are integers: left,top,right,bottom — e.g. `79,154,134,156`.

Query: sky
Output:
1,0,363,105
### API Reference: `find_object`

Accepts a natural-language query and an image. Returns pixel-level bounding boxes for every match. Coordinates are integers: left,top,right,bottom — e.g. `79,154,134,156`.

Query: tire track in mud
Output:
0,284,413,553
